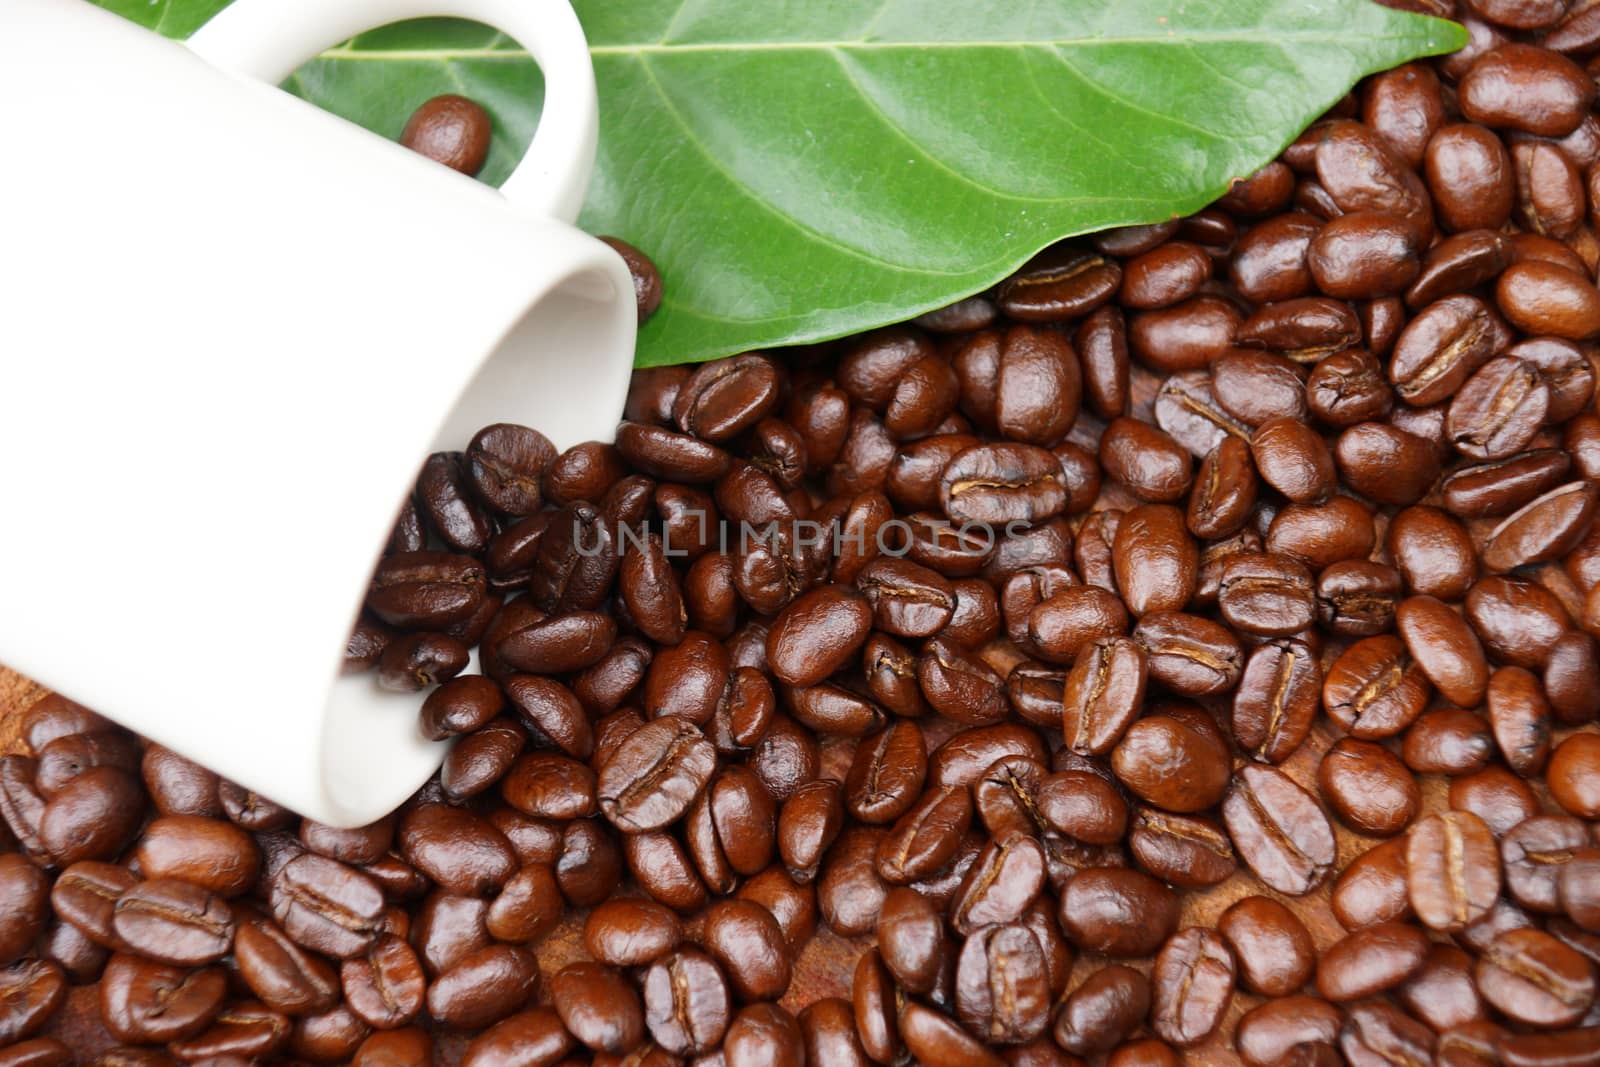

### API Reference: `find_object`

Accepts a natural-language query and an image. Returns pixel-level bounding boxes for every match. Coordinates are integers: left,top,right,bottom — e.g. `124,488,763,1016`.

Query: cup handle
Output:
186,0,598,223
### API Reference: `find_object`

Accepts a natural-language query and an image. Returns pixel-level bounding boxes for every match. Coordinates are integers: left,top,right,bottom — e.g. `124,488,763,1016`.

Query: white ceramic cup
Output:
0,0,637,825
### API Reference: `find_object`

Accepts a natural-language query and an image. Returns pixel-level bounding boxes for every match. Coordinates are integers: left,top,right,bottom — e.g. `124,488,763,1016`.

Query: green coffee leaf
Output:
108,0,1464,366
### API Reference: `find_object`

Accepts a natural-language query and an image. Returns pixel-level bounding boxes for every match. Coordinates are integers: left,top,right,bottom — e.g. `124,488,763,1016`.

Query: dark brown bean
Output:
1150,927,1235,1047
1408,811,1502,932
1218,896,1315,997
1222,764,1336,895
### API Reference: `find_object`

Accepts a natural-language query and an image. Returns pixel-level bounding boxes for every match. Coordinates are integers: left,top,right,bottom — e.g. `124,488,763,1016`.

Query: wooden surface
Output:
2,359,1595,1063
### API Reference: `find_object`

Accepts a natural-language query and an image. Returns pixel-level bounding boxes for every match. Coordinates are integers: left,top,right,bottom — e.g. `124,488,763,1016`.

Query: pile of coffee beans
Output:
9,12,1600,1063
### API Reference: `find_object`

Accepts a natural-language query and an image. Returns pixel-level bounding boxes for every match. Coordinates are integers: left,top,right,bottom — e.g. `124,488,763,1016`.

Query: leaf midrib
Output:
317,29,1446,61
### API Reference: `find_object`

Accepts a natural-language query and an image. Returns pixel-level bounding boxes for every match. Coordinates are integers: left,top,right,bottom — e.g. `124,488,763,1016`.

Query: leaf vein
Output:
827,48,1066,206
632,54,968,277
1046,46,1243,146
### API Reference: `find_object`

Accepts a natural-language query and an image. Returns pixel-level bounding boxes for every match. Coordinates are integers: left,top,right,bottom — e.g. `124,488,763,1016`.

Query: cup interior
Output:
430,261,636,452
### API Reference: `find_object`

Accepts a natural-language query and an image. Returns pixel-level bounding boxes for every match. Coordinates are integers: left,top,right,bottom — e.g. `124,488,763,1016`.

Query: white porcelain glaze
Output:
0,0,635,825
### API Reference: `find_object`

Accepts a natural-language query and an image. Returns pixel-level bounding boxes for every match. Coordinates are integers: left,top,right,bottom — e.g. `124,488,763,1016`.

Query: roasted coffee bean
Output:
438,715,524,800
0,856,47,968
1483,480,1599,573
1111,712,1230,813
1502,815,1590,916
1394,942,1484,1034
1444,449,1573,519
1340,998,1437,1065
1557,847,1600,931
1548,733,1600,817
416,452,493,554
766,587,871,687
1316,560,1401,636
376,631,468,691
1058,869,1178,957
1133,611,1242,697
269,854,384,960
1324,635,1433,739
941,443,1067,527
1396,595,1490,708
50,861,136,949
898,998,1005,1067
400,95,490,174
1233,638,1320,763
1218,552,1315,636
1234,996,1343,1067
994,326,1080,445
1112,505,1197,617
1149,927,1234,1047
1487,665,1552,776
1460,43,1596,137
1211,350,1306,428
1232,212,1321,303
1219,896,1315,997
1027,586,1129,666
425,943,539,1031
1129,808,1235,889
672,353,783,443
1053,964,1151,1055
1545,630,1600,723
1452,765,1542,837
998,245,1122,322
1318,739,1420,836
288,1003,371,1062
1499,260,1600,339
819,827,891,936
1035,769,1127,847
1267,493,1376,569
99,952,223,1045
1407,810,1502,932
1476,928,1595,1027
339,935,425,1031
1099,418,1193,503
233,917,340,1017
955,922,1051,1045
594,716,715,832
1447,356,1549,461
33,731,138,800
545,961,644,1054
1390,295,1498,406
1239,296,1362,360
1317,921,1430,1002
951,834,1045,934
111,878,235,967
1187,436,1258,539
1336,422,1438,505
139,745,220,821
397,803,516,897
876,886,944,995
1331,836,1413,931
40,765,141,866
1388,505,1476,602
1307,211,1422,299
1427,122,1515,233
876,786,972,885
639,947,732,1055
1152,372,1248,460
0,1039,71,1067
1406,229,1510,308
1131,296,1244,372
1061,636,1146,756
544,441,627,504
1223,764,1337,895
367,552,487,630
